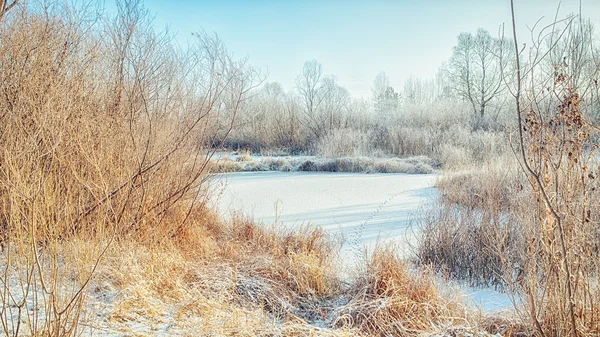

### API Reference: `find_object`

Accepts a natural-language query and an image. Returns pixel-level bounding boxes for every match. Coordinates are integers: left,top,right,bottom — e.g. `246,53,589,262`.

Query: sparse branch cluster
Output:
0,0,258,334
507,4,600,335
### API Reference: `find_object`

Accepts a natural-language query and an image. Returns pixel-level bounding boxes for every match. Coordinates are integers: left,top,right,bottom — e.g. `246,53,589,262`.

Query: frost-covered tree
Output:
446,28,511,118
320,75,349,131
372,71,390,99
295,60,349,139
296,60,323,120
403,75,441,105
372,72,399,114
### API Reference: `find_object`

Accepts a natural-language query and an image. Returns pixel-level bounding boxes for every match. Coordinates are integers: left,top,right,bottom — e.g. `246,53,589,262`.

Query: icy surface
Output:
465,286,518,312
213,171,437,263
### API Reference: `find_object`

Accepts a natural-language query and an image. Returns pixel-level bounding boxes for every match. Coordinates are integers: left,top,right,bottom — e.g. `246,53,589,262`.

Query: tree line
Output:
220,19,596,159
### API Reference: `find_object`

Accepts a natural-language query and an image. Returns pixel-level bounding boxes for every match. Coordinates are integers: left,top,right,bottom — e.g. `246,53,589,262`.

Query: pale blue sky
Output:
139,0,600,97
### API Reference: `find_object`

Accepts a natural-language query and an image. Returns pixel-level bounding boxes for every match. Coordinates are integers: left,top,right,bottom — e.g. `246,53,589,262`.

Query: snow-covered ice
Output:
212,171,437,263
465,286,517,312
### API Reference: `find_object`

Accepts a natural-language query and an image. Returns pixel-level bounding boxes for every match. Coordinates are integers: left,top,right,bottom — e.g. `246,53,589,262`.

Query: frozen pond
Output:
212,171,436,262
211,171,514,312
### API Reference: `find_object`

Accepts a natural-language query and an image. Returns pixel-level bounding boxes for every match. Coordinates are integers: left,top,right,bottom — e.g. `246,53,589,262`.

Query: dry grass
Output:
87,208,357,336
417,157,530,287
332,245,472,337
208,155,437,174
0,0,259,335
419,148,600,335
436,155,527,212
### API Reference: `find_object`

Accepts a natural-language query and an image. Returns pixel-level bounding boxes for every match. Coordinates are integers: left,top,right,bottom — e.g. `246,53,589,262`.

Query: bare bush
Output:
419,5,600,336
417,157,529,288
504,3,600,335
315,128,375,158
0,0,258,335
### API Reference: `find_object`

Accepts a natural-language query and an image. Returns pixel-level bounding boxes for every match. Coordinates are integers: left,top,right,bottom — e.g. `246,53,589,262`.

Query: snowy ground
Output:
211,171,515,313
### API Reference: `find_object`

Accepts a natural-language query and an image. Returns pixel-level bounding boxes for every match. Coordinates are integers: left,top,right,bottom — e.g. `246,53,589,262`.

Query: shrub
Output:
0,1,257,334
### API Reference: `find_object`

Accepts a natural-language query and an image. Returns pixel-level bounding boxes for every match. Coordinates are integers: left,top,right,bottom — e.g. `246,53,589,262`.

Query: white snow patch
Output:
465,287,518,313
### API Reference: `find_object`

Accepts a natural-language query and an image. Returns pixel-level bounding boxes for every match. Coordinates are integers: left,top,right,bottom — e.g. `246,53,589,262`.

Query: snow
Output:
211,171,516,313
465,287,518,312
212,171,437,263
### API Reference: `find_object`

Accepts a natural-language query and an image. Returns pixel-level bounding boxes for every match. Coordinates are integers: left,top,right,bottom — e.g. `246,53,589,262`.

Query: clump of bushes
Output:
416,157,531,288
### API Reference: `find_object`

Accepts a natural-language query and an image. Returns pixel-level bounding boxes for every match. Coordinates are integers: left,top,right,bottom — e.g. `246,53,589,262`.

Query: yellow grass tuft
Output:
334,245,471,336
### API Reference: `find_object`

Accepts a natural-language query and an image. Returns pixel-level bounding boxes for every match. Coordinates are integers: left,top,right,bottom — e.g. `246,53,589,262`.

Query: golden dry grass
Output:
86,209,357,336
0,0,262,334
333,245,473,337
423,151,600,336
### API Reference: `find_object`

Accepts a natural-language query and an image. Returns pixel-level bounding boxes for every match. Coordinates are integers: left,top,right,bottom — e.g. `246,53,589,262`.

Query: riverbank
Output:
208,153,438,174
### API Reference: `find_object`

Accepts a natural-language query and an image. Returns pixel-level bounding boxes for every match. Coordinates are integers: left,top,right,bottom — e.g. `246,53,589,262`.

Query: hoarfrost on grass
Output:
210,154,438,174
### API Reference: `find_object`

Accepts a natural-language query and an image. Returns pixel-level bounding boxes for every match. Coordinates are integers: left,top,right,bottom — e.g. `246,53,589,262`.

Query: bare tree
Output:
447,28,511,121
372,71,390,100
434,64,453,100
372,71,399,114
296,60,325,138
296,60,323,117
236,81,304,151
320,75,349,131
403,75,438,105
295,60,349,139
